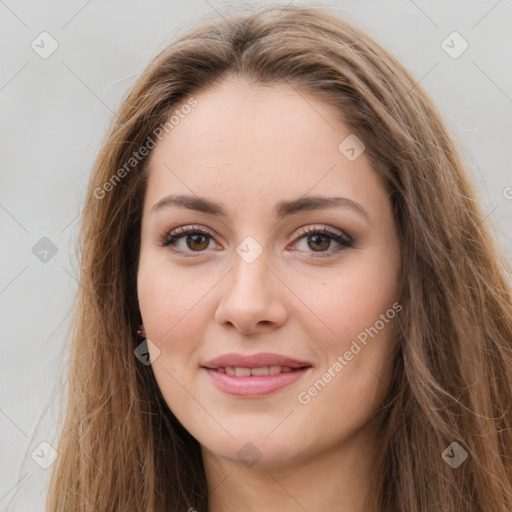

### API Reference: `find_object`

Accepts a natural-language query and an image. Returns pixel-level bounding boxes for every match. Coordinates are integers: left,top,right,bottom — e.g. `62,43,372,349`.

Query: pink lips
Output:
201,352,312,396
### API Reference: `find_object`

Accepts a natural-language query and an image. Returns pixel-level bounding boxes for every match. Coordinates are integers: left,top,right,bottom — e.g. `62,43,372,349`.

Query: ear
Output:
137,324,146,337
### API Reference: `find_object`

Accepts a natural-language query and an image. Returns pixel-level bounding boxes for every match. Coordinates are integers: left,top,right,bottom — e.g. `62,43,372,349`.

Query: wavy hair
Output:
46,4,512,511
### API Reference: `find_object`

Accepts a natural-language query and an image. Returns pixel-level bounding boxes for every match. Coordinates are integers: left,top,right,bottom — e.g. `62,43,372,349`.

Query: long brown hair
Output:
46,4,512,511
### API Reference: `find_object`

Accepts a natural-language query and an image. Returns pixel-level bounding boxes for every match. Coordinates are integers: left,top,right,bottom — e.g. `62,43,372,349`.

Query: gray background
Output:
1,0,511,509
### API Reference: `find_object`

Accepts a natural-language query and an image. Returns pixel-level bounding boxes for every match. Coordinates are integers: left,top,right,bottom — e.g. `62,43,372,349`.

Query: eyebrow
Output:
151,194,370,223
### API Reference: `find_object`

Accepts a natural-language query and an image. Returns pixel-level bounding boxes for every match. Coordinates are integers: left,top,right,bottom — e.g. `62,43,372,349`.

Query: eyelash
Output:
158,224,353,259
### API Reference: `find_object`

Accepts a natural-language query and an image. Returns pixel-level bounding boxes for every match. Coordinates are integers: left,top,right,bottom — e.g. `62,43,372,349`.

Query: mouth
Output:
200,353,313,396
205,365,308,376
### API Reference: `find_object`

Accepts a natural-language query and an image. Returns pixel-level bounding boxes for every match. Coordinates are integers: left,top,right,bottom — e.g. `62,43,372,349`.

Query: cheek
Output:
137,259,208,405
137,253,216,345
293,259,399,348
297,287,398,441
294,250,399,410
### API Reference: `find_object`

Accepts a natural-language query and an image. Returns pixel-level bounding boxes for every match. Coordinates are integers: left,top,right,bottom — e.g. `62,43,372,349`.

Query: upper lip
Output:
201,352,312,369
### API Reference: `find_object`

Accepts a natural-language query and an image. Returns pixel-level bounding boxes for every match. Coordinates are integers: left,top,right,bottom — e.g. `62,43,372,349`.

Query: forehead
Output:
144,78,386,217
153,78,343,159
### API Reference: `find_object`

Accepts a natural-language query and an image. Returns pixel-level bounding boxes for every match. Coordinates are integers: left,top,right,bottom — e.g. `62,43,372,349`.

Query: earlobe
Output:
137,324,146,337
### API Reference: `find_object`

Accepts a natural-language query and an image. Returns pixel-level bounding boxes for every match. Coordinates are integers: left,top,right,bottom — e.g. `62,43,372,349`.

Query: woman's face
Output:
137,77,401,469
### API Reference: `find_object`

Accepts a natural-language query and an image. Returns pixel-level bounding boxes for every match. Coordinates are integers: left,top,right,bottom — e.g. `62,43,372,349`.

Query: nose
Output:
214,249,288,335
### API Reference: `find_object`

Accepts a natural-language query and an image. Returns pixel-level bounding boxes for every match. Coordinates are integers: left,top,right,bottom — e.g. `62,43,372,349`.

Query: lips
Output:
201,352,313,396
202,352,312,370
218,366,295,376
201,353,311,377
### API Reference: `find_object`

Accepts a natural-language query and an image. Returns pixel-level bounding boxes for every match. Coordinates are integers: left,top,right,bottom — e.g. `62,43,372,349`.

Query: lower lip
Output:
203,368,311,396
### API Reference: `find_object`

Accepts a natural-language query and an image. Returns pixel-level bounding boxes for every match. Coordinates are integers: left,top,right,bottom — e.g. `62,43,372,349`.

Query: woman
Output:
46,4,512,511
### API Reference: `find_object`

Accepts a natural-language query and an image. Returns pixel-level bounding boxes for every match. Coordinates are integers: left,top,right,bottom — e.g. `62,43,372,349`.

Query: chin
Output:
199,428,307,470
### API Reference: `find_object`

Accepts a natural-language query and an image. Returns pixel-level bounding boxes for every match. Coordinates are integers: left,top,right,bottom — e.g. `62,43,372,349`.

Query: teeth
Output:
220,366,296,376
250,366,269,376
269,365,282,375
235,367,251,377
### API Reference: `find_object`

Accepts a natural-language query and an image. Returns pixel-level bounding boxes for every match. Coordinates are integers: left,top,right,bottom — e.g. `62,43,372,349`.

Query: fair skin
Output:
137,77,401,512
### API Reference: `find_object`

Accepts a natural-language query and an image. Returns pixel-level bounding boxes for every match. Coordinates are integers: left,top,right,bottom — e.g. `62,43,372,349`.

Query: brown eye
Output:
186,234,210,251
292,225,353,258
160,225,218,257
307,234,331,252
